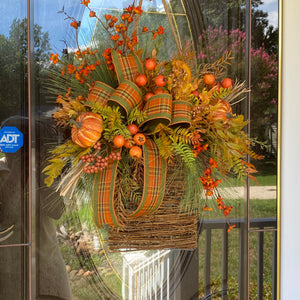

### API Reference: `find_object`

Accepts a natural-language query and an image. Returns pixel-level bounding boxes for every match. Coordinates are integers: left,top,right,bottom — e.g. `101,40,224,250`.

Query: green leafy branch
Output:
127,106,147,125
211,87,233,101
86,101,131,141
43,140,91,187
171,140,196,173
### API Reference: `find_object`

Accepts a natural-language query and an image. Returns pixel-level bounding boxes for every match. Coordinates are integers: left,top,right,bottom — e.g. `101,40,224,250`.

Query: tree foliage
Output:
0,18,51,122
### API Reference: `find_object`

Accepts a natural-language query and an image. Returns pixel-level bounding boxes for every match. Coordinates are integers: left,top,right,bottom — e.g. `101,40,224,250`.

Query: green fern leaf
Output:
171,141,196,172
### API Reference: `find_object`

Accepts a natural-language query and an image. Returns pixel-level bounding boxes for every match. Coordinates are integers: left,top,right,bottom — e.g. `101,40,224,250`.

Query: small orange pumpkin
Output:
210,100,232,122
71,112,103,148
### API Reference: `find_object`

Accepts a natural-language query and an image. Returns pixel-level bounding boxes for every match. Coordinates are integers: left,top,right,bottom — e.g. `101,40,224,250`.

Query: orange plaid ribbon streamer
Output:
92,140,167,228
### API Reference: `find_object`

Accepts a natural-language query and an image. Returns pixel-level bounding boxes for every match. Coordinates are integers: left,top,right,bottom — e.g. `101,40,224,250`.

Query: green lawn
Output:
221,158,277,187
199,198,277,299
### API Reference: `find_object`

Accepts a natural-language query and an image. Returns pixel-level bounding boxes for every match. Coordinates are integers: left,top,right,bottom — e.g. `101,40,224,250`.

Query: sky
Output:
258,0,278,28
0,0,279,52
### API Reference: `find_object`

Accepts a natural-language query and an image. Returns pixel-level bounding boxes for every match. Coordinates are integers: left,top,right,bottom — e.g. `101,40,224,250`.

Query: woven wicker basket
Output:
107,164,198,251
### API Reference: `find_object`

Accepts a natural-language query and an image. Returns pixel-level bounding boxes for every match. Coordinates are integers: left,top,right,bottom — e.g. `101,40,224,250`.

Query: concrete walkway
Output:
220,185,277,200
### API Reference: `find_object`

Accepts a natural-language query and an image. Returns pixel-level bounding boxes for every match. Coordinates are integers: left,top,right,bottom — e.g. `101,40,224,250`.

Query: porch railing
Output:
199,218,277,300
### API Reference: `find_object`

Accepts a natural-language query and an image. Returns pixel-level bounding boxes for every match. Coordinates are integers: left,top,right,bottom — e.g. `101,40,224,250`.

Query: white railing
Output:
122,250,171,300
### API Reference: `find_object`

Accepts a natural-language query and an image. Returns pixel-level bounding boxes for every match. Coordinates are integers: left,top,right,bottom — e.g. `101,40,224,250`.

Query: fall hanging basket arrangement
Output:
44,0,262,251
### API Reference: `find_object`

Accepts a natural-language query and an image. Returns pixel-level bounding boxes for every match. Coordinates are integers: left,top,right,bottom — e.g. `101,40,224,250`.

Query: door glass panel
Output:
249,0,278,298
0,2,29,299
187,0,247,297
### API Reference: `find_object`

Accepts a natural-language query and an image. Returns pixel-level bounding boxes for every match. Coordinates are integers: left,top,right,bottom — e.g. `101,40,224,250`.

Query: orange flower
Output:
131,36,138,45
205,190,213,197
223,206,233,217
157,25,164,35
142,26,148,32
76,95,85,101
115,24,127,32
80,0,90,6
75,72,81,81
81,66,91,76
61,66,65,76
203,205,213,211
209,158,218,169
214,179,222,187
105,14,112,21
68,64,76,74
133,5,143,15
102,48,112,59
49,53,59,64
66,87,71,97
75,50,82,58
153,26,165,39
108,64,114,70
227,224,236,233
204,168,211,177
216,196,224,210
126,5,133,13
110,34,120,41
118,40,124,46
70,21,79,29
108,21,115,28
111,16,118,23
121,13,130,21
89,11,96,18
193,143,208,157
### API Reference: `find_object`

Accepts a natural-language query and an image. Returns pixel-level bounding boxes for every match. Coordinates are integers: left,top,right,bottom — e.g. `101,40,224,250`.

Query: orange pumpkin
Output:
71,112,103,148
210,100,232,122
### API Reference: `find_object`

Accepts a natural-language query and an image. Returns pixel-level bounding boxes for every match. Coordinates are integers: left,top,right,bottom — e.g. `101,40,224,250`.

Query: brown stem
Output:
69,118,81,129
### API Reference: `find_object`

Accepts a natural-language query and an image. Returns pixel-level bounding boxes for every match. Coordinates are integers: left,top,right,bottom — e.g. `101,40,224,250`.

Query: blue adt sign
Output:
0,126,23,153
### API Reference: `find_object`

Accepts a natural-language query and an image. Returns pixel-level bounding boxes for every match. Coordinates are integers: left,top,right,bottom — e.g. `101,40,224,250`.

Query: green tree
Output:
0,18,51,122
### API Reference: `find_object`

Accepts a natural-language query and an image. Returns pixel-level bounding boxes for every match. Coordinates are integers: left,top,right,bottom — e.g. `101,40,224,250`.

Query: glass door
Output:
0,0,279,299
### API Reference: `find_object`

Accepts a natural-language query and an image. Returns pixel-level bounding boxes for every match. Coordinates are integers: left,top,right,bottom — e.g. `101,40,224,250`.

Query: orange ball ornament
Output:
113,135,125,148
144,92,154,101
136,74,147,87
127,124,139,135
129,146,142,158
203,73,215,85
154,75,166,87
144,58,156,71
124,139,135,149
221,78,233,89
133,133,146,145
154,87,168,95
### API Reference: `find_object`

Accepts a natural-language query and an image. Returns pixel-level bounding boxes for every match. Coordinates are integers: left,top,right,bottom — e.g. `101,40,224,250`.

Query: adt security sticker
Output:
0,126,23,153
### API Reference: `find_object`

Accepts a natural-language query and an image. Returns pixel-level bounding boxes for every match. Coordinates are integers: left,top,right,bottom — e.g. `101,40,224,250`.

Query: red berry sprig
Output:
108,151,121,161
93,142,101,150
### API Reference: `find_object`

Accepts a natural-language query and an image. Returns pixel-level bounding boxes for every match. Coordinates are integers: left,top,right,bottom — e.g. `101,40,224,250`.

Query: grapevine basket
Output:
107,162,199,251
